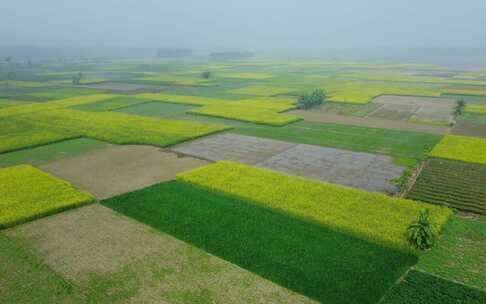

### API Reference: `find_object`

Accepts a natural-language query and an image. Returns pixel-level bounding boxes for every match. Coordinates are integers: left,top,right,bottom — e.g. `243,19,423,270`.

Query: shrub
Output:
406,209,436,251
297,89,326,109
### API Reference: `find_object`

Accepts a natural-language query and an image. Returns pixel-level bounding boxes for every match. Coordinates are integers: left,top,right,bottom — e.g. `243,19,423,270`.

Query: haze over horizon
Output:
2,1,486,50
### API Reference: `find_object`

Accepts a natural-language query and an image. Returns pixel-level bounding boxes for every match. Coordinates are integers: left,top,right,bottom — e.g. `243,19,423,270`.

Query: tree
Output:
455,99,465,116
201,71,211,79
297,89,326,109
72,72,83,85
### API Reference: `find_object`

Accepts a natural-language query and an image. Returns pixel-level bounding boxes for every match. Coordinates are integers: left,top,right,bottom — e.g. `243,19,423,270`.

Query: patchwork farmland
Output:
1,56,486,304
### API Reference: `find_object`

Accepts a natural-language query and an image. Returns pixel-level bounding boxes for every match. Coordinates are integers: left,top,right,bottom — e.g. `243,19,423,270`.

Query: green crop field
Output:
381,270,486,304
103,180,416,304
458,112,486,125
0,98,32,109
220,72,274,80
228,85,300,96
0,165,94,228
415,216,486,290
235,121,442,160
178,161,452,252
0,116,80,153
430,135,486,165
28,88,106,100
69,96,148,112
407,159,486,214
0,138,111,168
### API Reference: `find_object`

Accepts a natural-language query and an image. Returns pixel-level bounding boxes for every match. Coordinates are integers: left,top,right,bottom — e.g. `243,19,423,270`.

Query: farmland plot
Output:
172,134,406,192
415,216,486,290
371,95,455,125
430,135,486,165
83,82,160,92
381,270,486,304
257,144,405,193
290,110,450,134
178,161,452,251
171,133,296,164
407,159,486,214
235,121,442,159
3,205,314,303
0,165,94,228
228,85,299,96
135,93,300,126
15,108,230,148
104,181,416,304
0,116,80,154
452,121,486,138
0,138,111,168
40,145,209,199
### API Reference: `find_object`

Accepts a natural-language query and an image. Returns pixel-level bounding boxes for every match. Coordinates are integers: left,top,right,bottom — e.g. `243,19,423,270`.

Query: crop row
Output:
382,270,486,304
408,159,486,214
408,191,486,213
177,161,452,253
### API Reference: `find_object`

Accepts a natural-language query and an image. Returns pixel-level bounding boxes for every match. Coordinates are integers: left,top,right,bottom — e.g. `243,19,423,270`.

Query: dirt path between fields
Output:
290,110,451,134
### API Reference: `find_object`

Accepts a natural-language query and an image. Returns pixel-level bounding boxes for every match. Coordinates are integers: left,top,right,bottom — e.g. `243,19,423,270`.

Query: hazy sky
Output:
2,0,486,51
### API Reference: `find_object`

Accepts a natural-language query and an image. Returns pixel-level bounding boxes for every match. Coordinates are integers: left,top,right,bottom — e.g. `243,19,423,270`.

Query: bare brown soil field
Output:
39,145,209,199
452,122,486,138
5,204,315,303
371,95,455,124
369,104,419,120
290,110,450,134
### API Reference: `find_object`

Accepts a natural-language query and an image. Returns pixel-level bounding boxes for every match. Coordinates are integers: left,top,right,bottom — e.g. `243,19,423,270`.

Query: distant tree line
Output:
297,89,326,109
157,48,193,58
210,51,254,61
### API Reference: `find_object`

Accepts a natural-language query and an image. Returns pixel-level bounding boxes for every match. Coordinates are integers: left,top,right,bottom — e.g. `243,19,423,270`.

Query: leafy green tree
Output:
297,88,326,109
455,99,465,116
72,72,83,85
